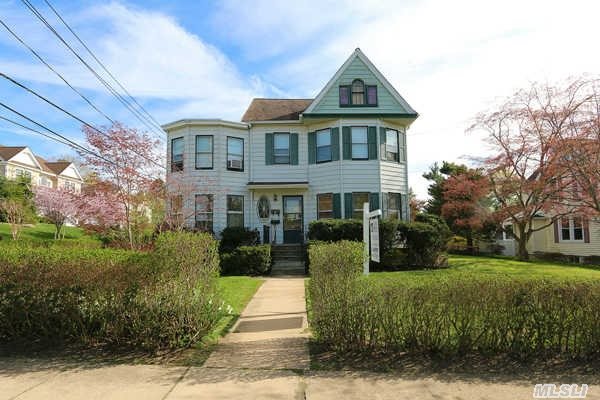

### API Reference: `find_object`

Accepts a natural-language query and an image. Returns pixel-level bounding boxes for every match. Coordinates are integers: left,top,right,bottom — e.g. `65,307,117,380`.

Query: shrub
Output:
396,214,450,268
308,250,600,358
220,244,271,276
219,227,260,253
533,252,580,264
447,235,468,253
307,219,362,242
0,231,222,349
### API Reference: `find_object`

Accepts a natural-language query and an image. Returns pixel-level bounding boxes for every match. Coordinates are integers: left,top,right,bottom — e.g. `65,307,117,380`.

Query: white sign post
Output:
363,202,382,275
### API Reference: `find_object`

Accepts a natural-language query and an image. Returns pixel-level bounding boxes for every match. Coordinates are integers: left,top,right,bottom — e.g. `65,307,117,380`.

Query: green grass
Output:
0,222,101,245
219,276,264,314
369,254,600,283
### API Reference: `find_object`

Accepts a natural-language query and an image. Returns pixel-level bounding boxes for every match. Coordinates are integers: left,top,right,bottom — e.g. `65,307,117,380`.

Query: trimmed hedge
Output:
308,241,600,358
307,219,362,242
219,227,260,253
308,215,450,269
220,244,271,276
0,231,222,349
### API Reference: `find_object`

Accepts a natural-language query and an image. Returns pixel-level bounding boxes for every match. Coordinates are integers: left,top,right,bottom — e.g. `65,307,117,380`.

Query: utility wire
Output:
1,72,166,170
21,0,166,141
0,101,112,164
0,114,72,147
0,18,116,125
0,106,161,181
43,0,165,135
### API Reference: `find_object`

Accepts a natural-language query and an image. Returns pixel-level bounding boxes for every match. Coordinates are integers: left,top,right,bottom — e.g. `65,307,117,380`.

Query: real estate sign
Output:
369,217,380,262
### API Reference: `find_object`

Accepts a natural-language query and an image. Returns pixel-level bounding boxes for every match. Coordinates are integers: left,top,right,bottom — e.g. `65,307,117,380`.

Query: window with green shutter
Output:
308,131,316,164
344,192,353,218
333,193,341,218
265,133,273,165
290,133,299,165
369,192,379,212
368,126,377,160
331,127,340,161
342,127,352,160
316,129,332,163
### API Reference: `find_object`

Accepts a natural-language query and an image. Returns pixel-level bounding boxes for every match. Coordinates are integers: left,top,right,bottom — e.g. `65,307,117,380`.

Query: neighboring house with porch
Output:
162,48,418,244
0,145,83,192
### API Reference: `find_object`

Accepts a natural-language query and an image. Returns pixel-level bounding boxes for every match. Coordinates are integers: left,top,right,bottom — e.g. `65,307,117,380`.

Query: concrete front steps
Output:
271,244,306,276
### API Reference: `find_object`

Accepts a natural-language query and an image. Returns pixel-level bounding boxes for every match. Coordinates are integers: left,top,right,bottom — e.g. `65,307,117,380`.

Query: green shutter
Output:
308,131,316,164
342,127,351,160
381,192,388,218
400,131,407,162
368,126,377,160
379,127,386,160
333,193,341,219
344,192,353,219
401,194,409,221
290,133,299,165
331,127,340,161
369,192,379,212
265,133,273,165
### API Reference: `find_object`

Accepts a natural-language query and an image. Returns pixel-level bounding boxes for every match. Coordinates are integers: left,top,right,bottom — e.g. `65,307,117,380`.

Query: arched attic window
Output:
351,79,365,105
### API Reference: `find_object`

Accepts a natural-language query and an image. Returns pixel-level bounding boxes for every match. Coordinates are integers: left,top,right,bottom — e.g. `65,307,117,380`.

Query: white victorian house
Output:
163,48,418,244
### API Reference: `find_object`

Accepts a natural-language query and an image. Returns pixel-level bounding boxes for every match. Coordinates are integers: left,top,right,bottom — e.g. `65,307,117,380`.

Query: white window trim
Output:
317,193,333,219
316,129,332,163
559,218,584,242
273,133,291,165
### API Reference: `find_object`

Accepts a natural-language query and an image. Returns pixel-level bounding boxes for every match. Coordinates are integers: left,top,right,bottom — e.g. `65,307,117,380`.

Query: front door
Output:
283,196,303,243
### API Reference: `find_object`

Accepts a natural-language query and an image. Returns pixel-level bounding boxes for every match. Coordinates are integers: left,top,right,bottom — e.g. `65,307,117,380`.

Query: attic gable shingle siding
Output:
309,56,409,114
241,99,313,122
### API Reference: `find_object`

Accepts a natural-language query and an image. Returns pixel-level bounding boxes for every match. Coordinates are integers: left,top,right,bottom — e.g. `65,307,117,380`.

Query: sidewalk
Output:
2,277,598,399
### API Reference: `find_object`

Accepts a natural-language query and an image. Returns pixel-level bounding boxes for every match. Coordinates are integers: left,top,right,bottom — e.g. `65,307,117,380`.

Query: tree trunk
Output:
125,204,134,250
466,231,475,255
515,224,530,261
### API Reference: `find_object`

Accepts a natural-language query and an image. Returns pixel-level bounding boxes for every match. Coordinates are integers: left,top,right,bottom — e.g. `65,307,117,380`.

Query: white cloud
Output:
212,0,600,198
0,2,264,122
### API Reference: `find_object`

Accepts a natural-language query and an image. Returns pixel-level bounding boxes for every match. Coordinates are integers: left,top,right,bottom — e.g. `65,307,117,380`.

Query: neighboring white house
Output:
0,146,84,192
494,216,600,258
162,48,418,244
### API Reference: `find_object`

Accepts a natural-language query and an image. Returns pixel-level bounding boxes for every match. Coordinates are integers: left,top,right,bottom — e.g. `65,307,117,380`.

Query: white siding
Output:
249,124,308,183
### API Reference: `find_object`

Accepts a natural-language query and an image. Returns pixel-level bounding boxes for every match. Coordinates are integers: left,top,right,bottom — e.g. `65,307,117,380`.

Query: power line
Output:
0,18,116,125
20,0,166,141
43,0,165,135
0,72,166,170
0,106,161,181
0,114,72,147
0,101,112,164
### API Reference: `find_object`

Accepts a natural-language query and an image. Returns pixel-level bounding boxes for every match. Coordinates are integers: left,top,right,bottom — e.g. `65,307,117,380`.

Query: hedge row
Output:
308,241,600,358
0,232,222,349
221,244,271,276
308,214,451,269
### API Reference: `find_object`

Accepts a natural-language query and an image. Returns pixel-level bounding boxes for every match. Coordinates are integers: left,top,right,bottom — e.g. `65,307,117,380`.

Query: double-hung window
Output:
227,195,244,227
316,129,332,163
560,217,583,241
351,127,368,160
317,193,333,219
352,79,365,105
385,192,401,219
352,192,369,219
227,137,244,171
171,137,184,172
385,129,399,162
273,133,290,164
195,194,213,232
195,135,213,169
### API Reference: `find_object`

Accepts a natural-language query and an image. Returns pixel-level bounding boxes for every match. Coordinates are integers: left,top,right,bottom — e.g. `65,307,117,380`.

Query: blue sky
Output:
1,0,599,197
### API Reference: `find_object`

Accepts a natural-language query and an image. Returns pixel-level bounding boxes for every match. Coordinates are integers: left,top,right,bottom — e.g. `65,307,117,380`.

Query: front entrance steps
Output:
271,244,306,276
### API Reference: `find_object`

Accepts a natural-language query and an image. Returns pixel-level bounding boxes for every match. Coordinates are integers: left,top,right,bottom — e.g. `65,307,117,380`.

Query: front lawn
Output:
369,254,600,283
0,222,101,246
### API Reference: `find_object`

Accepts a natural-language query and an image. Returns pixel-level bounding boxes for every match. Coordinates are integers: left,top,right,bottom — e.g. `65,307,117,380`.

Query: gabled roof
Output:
303,48,417,117
34,156,56,174
242,99,313,122
0,146,26,161
45,161,72,175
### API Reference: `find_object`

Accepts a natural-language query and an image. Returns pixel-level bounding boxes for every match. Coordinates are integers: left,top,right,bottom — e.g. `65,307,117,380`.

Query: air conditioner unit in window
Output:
228,159,242,169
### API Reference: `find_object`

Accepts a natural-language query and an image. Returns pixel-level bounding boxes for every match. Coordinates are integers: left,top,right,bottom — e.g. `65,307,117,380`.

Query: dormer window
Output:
339,80,377,107
352,79,365,105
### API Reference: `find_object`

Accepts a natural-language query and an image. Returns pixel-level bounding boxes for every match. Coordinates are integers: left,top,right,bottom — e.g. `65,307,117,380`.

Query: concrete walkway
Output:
2,277,599,399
